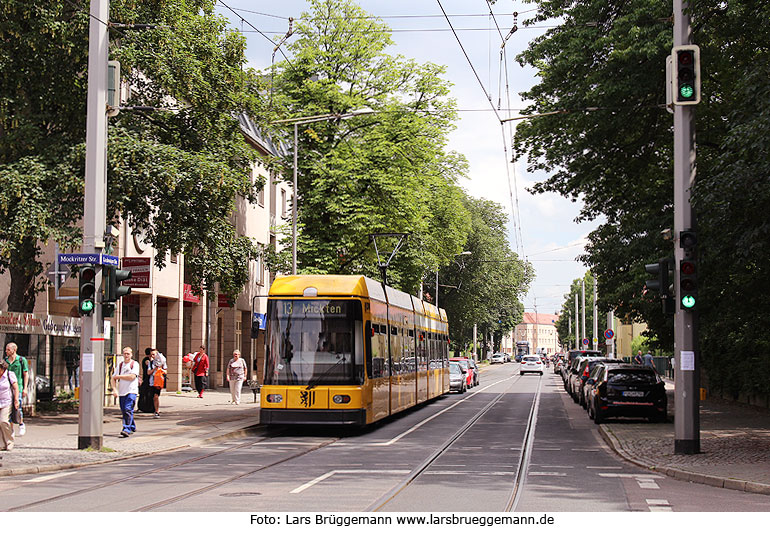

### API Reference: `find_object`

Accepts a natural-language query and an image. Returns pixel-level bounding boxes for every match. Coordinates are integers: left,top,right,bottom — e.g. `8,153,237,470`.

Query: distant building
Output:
501,312,561,355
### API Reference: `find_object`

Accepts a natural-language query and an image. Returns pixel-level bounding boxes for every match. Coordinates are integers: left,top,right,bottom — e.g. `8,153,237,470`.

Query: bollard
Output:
700,387,707,401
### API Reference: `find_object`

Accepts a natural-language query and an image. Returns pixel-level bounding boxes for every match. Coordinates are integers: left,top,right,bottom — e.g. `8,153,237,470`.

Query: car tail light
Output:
332,395,351,404
265,394,283,403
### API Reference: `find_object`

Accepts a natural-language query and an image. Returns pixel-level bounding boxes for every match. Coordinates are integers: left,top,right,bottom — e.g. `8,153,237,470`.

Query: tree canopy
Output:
0,0,265,312
514,0,770,399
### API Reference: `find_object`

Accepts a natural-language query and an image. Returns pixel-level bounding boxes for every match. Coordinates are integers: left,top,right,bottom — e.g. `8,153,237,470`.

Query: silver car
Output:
449,362,467,393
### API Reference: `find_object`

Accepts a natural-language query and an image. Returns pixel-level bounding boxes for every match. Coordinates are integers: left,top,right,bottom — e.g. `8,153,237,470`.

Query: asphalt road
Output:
2,363,769,512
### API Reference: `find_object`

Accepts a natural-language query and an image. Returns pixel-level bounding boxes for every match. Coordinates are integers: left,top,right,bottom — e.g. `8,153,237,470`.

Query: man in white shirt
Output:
111,347,139,438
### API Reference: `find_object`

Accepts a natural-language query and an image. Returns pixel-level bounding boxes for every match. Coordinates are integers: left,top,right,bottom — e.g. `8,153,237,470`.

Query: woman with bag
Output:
192,345,209,398
0,360,20,451
226,350,248,405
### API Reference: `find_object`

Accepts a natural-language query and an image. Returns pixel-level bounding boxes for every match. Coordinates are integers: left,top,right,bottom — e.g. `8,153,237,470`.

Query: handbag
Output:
6,371,22,424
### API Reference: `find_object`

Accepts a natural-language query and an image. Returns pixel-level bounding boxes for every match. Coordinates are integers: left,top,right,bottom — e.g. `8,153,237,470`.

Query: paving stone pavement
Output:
0,389,260,477
598,385,770,495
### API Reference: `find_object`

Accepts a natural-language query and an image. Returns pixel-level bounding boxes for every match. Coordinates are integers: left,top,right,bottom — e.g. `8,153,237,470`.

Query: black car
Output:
574,357,619,407
587,364,667,423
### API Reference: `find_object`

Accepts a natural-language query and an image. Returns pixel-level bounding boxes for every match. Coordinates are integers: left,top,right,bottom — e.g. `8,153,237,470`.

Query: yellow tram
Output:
259,275,450,425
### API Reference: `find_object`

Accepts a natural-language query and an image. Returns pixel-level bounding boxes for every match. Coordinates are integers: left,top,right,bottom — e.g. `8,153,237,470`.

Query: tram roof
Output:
269,275,447,320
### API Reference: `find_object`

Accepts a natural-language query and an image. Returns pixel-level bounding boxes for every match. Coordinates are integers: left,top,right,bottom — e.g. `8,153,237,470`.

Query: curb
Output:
598,425,770,496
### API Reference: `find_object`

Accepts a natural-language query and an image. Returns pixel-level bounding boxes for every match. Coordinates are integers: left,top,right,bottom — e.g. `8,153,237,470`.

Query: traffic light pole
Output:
79,0,110,450
673,0,699,454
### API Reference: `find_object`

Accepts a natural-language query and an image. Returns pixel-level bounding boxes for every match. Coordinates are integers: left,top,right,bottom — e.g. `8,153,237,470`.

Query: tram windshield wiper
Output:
305,355,347,390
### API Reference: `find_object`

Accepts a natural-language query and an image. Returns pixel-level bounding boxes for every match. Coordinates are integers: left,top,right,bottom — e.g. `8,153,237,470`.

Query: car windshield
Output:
608,370,658,385
450,363,462,374
523,356,539,362
453,360,469,370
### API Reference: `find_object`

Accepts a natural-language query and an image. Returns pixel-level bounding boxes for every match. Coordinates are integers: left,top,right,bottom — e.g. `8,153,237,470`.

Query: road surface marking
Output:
22,472,74,483
290,470,410,494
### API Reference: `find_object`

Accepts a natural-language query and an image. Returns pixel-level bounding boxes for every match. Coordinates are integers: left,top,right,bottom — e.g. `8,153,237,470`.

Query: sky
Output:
213,0,599,315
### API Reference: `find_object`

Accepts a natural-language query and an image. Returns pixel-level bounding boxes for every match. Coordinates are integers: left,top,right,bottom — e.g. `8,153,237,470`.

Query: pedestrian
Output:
62,339,80,391
633,350,643,365
111,347,140,438
149,348,167,417
137,349,154,414
0,360,20,452
4,342,28,436
192,345,209,398
643,350,655,369
226,349,248,405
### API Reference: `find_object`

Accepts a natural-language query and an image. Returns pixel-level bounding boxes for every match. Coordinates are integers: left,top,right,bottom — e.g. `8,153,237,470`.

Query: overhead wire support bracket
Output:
501,12,518,49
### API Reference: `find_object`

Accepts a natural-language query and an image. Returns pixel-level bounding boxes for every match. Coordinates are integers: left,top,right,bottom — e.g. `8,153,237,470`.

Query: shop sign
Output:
218,294,234,308
121,257,151,288
183,284,200,303
0,311,82,337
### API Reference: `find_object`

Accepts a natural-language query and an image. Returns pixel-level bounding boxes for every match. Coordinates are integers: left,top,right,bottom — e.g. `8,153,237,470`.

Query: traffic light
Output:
672,45,701,105
644,258,670,295
103,266,132,317
680,259,697,310
78,265,97,316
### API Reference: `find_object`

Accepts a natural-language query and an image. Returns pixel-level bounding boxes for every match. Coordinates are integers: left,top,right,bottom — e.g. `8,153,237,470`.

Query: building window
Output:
281,189,287,218
258,181,265,207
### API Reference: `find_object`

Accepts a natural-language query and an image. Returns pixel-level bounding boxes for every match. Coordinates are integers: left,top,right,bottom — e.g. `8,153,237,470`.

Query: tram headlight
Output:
265,394,283,403
332,394,351,404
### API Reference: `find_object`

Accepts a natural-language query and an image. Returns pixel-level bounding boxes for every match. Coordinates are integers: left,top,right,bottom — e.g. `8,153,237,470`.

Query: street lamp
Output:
273,108,375,275
436,250,472,309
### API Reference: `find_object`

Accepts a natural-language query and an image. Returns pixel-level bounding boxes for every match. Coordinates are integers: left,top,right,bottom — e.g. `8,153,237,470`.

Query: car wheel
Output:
539,371,543,376
593,403,604,424
588,402,595,420
520,372,524,376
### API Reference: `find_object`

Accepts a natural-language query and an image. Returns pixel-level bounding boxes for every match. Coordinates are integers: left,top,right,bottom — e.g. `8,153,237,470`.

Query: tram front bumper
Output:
260,408,367,426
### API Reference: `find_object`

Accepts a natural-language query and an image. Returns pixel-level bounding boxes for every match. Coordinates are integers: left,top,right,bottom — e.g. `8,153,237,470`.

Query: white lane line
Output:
639,481,660,489
586,466,622,469
251,441,325,446
290,470,410,494
330,375,518,448
646,499,670,506
598,473,664,479
22,472,75,483
529,472,567,477
649,506,672,512
423,471,516,476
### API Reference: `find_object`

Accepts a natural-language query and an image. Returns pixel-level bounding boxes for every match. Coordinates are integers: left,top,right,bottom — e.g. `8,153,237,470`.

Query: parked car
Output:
567,356,604,399
520,355,544,375
449,362,467,393
468,358,480,386
449,358,475,388
490,353,505,364
587,364,668,423
575,358,620,407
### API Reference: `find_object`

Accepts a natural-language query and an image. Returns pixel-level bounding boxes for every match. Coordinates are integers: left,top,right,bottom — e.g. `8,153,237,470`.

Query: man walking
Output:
4,343,28,436
62,339,80,391
111,347,140,438
643,350,655,370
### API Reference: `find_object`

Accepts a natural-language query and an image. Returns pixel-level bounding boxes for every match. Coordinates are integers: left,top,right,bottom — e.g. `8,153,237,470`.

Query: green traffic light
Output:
80,300,94,313
681,295,696,308
680,84,694,98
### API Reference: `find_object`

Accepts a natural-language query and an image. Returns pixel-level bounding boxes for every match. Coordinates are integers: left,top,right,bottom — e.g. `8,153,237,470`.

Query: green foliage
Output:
0,0,266,310
514,0,770,398
271,0,470,293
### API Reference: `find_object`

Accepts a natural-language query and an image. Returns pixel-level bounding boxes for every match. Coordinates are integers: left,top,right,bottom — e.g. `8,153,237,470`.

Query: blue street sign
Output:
58,253,120,266
58,253,100,265
253,312,267,330
101,254,119,267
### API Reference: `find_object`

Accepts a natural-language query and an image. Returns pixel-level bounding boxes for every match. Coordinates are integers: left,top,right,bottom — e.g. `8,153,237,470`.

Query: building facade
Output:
502,312,561,356
0,116,291,403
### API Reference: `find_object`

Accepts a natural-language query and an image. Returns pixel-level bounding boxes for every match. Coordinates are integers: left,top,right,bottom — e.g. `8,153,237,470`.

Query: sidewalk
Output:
0,389,261,477
598,379,770,495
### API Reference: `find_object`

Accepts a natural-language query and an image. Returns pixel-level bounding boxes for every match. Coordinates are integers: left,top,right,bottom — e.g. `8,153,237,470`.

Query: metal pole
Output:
607,310,614,357
593,277,598,351
581,279,586,348
435,270,439,310
575,294,580,350
79,0,109,450
292,123,298,275
472,323,477,359
673,0,699,455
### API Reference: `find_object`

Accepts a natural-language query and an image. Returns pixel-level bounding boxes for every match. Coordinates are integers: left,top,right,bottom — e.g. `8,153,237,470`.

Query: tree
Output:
0,0,266,317
513,0,770,399
438,197,533,351
270,0,470,293
554,272,596,350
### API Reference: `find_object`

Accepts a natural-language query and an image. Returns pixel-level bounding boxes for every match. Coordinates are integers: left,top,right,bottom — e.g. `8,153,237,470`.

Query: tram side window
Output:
369,323,387,379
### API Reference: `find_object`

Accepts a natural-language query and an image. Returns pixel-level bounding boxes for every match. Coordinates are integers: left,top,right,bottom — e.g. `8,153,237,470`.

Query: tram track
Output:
366,372,543,512
6,428,339,512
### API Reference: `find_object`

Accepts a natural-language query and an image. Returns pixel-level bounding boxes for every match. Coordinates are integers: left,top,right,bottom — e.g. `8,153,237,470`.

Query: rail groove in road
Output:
366,373,542,512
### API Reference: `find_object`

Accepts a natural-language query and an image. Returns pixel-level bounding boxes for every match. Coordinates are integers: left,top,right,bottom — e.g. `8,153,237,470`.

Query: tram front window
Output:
265,299,363,386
